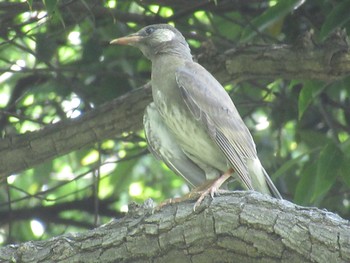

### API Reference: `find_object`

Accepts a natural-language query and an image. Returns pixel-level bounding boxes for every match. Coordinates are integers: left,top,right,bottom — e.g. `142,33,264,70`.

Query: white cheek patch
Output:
156,29,176,42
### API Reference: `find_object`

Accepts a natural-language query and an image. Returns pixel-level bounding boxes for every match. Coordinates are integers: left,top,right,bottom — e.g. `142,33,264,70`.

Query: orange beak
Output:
110,33,142,45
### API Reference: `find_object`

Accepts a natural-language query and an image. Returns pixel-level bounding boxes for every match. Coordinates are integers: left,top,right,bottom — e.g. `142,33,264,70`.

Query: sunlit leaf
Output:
159,6,174,18
110,158,139,192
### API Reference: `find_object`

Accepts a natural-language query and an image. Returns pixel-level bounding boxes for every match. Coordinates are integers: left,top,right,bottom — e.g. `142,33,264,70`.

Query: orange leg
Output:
156,168,233,211
155,180,218,210
193,168,233,210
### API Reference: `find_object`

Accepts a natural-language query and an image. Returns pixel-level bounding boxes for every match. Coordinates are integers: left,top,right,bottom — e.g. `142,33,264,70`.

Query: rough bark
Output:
1,192,349,263
1,40,350,177
199,30,350,83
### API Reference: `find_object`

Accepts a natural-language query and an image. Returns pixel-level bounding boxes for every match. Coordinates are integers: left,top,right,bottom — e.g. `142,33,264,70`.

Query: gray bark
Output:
1,192,349,263
199,30,350,83
1,35,350,177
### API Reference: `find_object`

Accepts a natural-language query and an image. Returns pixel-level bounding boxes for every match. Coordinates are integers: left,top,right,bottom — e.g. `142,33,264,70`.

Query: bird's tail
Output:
248,158,282,199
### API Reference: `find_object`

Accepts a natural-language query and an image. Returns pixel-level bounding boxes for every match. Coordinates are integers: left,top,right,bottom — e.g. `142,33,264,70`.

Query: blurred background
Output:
1,0,350,244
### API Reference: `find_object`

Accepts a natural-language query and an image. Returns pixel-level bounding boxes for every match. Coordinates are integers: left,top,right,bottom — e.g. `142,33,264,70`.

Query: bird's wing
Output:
144,103,207,187
175,62,258,191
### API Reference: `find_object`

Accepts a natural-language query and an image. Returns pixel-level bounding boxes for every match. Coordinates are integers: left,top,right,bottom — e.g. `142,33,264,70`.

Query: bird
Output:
110,24,282,207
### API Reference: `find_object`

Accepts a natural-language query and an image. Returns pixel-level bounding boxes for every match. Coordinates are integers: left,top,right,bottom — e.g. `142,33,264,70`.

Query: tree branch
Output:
199,31,350,83
1,192,349,262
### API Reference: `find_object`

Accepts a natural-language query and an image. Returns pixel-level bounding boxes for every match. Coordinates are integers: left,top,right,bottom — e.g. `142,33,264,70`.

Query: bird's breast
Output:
153,89,227,173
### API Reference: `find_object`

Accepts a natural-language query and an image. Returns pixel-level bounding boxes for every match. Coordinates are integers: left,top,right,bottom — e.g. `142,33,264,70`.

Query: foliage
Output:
0,0,350,244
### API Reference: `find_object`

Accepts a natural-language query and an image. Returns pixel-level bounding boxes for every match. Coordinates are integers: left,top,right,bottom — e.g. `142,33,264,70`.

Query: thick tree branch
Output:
1,41,350,177
0,192,349,262
216,45,350,82
199,31,350,83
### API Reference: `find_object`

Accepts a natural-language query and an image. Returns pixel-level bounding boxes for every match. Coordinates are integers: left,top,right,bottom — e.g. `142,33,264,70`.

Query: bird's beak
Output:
110,33,142,45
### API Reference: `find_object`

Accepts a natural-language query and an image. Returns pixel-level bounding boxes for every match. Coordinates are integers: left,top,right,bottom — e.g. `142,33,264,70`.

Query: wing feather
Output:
175,62,259,191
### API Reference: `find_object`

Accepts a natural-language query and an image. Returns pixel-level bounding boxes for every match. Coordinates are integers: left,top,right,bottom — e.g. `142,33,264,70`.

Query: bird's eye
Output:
145,27,155,35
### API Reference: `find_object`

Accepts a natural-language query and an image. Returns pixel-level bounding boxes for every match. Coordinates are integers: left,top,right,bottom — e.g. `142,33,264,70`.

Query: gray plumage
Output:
111,24,282,199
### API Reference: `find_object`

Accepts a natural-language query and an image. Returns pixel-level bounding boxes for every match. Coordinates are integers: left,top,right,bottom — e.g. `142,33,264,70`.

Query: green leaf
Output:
298,85,313,120
33,160,54,185
26,0,33,10
43,0,58,15
55,10,65,28
109,157,139,191
35,33,57,62
82,36,103,63
312,143,343,202
240,0,304,42
298,131,331,149
271,148,319,180
319,0,350,41
295,162,316,205
213,13,242,41
298,80,324,120
339,138,350,187
340,137,350,156
339,156,350,188
42,0,65,27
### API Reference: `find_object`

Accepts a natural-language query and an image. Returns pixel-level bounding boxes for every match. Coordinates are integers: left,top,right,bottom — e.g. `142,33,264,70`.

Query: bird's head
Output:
110,24,191,60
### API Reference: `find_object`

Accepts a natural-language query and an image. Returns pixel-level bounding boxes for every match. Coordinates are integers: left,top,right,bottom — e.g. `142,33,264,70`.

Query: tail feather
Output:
261,166,283,199
248,158,283,199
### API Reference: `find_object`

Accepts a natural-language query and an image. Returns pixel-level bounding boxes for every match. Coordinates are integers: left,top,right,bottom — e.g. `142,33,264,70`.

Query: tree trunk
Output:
1,192,349,263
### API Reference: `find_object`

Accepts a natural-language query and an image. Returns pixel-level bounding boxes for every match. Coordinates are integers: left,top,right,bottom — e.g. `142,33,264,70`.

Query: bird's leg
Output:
156,168,233,211
155,179,216,210
193,168,233,210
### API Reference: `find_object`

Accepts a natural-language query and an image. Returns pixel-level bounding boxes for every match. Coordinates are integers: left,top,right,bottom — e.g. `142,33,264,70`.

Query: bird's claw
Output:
193,188,231,211
193,172,232,211
193,186,218,211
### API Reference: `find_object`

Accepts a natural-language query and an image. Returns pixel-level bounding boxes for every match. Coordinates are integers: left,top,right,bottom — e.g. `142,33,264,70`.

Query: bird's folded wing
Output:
144,103,207,187
175,62,257,190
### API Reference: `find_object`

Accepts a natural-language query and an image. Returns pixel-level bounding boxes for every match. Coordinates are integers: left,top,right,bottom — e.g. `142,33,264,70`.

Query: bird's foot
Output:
154,178,219,211
193,187,230,211
193,171,232,211
155,169,233,211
